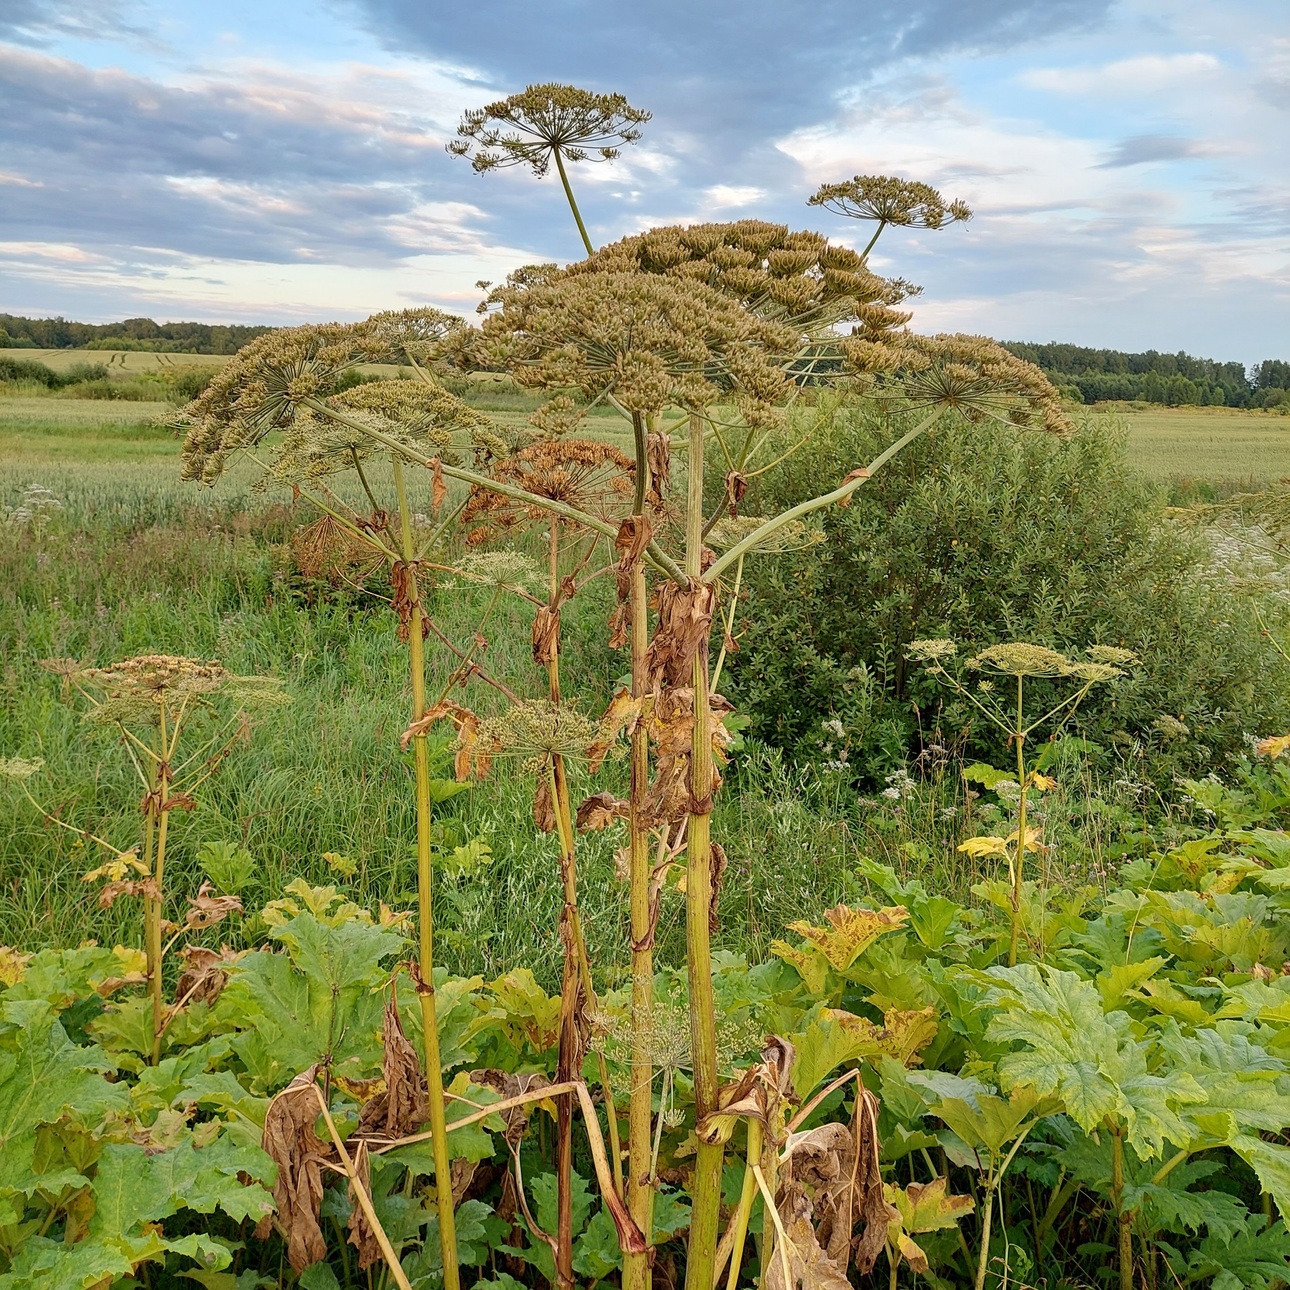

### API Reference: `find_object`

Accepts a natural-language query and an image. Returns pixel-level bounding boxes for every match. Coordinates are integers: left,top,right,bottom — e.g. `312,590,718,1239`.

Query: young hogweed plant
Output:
3,655,286,1064
907,640,1137,966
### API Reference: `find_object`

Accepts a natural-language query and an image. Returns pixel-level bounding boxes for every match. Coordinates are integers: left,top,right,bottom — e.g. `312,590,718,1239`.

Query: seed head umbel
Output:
448,83,650,176
869,333,1074,435
566,221,915,336
477,270,801,424
808,175,972,231
176,313,482,485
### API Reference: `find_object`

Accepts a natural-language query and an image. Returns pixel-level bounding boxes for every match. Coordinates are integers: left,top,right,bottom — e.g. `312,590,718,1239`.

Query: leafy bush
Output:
731,406,1290,780
59,377,166,401
0,355,60,387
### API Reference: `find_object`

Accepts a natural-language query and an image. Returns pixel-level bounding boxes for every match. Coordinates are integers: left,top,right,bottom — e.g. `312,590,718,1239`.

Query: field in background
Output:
1118,404,1290,484
1,373,1285,972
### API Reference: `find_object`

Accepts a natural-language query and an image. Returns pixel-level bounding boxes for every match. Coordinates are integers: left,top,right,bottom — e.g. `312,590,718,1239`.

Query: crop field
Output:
1113,404,1290,484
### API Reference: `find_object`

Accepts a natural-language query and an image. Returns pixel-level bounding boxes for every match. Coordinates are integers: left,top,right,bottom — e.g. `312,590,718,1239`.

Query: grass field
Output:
1111,404,1290,484
1,382,1285,977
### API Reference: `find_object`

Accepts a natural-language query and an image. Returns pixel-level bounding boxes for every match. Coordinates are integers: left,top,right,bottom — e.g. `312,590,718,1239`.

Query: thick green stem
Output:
554,148,595,256
1111,1125,1133,1290
683,409,724,1290
974,1177,996,1290
624,414,655,1290
142,750,162,1066
723,1119,764,1290
1009,676,1026,968
392,456,460,1290
703,409,943,584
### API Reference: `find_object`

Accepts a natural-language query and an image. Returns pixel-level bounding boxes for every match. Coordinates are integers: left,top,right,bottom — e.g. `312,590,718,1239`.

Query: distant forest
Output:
0,314,273,355
2,312,1286,407
1003,342,1289,408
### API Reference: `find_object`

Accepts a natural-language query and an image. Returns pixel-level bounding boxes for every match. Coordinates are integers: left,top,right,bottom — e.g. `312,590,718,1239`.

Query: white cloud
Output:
1019,52,1223,97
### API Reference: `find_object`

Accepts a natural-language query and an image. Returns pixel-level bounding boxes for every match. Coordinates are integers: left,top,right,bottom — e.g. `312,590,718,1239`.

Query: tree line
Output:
3,311,1286,407
0,314,273,355
1004,341,1290,408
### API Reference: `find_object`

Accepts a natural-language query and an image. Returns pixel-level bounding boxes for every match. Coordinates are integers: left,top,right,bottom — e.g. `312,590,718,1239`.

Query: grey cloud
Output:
353,0,1114,151
0,0,153,46
1097,134,1207,168
0,46,511,263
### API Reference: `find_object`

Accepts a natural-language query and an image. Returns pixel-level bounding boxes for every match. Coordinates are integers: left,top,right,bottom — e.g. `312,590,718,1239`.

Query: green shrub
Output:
0,355,60,387
62,361,110,384
729,406,1290,781
58,377,165,401
160,365,222,403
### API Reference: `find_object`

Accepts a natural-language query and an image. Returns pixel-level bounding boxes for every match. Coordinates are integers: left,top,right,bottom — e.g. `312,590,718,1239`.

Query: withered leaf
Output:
172,944,241,1008
836,467,870,507
646,431,671,510
725,470,748,518
644,579,715,690
390,561,420,642
531,605,561,666
430,456,447,517
346,1138,382,1270
614,513,653,568
533,777,557,834
183,881,243,931
258,1066,332,1272
588,688,645,772
357,997,427,1140
97,877,160,909
576,791,629,832
696,1037,796,1145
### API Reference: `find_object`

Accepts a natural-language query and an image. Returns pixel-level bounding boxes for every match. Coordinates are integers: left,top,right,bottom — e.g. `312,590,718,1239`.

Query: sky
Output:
0,0,1287,360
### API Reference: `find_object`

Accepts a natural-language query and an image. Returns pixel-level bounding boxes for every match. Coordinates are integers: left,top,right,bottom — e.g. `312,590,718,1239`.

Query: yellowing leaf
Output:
1028,772,1058,792
1006,826,1047,854
0,946,31,987
790,1007,938,1099
1257,734,1290,760
958,835,1009,858
783,904,909,972
888,1176,975,1235
769,940,831,995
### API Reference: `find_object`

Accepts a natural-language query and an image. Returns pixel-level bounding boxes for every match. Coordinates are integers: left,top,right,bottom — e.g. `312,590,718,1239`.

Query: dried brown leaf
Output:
172,944,240,1008
533,777,557,834
347,1138,382,1270
184,881,243,931
644,579,715,690
576,791,629,832
357,998,428,1140
259,1066,332,1272
531,605,560,666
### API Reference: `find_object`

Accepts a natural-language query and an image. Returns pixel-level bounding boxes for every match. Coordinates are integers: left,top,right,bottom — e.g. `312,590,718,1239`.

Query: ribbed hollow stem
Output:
624,409,655,1290
683,409,723,1290
393,455,460,1290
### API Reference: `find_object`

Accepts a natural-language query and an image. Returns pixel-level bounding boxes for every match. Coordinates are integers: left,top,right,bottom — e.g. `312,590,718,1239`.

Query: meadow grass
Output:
0,392,863,985
0,389,1264,984
1113,404,1290,486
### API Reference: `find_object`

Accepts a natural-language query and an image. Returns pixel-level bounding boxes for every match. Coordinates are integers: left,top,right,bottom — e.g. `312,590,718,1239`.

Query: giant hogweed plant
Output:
164,106,1086,1288
906,640,1138,968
